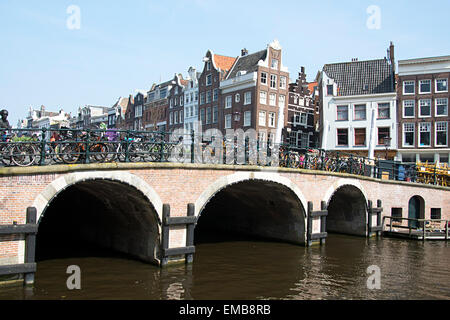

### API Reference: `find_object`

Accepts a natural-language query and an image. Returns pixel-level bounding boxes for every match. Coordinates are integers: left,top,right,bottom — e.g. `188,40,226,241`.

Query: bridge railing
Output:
382,216,449,240
0,128,449,187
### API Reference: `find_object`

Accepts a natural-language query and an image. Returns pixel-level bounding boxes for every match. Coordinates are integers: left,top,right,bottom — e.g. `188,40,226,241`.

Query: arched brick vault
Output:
194,172,309,218
322,179,369,206
29,171,164,265
193,171,309,244
32,171,163,225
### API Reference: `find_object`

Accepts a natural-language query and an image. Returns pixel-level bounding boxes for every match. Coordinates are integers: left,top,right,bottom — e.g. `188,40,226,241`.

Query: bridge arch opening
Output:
36,179,161,265
194,178,307,245
326,184,367,236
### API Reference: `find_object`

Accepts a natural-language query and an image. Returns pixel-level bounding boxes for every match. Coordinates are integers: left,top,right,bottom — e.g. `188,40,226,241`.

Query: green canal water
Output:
0,234,449,300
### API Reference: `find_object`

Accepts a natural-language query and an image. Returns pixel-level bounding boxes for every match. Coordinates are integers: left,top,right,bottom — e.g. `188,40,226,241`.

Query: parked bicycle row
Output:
0,128,445,187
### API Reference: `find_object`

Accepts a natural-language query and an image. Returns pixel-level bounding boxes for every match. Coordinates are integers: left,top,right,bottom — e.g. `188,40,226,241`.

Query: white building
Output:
318,45,397,159
183,67,200,139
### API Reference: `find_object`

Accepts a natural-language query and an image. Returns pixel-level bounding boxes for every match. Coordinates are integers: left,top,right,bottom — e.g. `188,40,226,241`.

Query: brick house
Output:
167,74,189,134
143,80,173,132
198,49,236,135
284,67,319,148
219,40,290,144
396,56,450,164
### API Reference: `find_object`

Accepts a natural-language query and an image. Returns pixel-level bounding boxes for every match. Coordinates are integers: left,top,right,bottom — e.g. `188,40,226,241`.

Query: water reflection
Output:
0,235,448,300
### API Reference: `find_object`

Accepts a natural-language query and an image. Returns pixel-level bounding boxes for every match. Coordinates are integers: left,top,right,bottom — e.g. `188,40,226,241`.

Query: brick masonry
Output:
0,163,449,265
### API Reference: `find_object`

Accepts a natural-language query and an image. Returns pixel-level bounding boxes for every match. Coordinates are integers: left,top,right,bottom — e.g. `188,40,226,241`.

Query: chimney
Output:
388,41,395,72
351,58,358,62
241,48,248,56
301,66,305,74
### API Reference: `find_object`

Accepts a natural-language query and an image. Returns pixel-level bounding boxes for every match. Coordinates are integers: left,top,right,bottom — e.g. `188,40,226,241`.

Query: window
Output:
213,89,219,102
169,98,173,108
259,111,266,126
270,75,277,89
403,123,415,147
195,92,198,102
378,127,390,145
436,79,448,92
200,108,205,124
431,208,441,220
244,92,252,105
169,112,173,125
185,94,189,104
225,114,232,129
419,99,431,117
271,59,278,69
225,96,232,108
200,92,205,105
419,80,431,94
354,128,366,146
244,111,251,127
206,90,212,104
300,113,307,125
260,91,267,105
280,76,287,89
174,111,178,124
337,105,348,121
378,103,390,119
337,129,348,146
419,122,431,146
269,112,276,127
436,98,448,116
180,96,183,106
235,93,240,103
261,72,267,85
206,74,212,86
403,100,415,118
436,122,448,146
327,85,334,96
180,111,183,123
213,106,218,124
403,81,415,95
206,107,211,125
279,95,285,108
391,208,403,223
269,93,277,106
354,104,367,120
206,61,211,71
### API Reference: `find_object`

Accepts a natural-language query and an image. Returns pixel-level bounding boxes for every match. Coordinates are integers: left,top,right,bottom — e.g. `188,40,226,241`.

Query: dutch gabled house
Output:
198,50,237,135
167,74,189,134
219,40,290,145
284,67,319,149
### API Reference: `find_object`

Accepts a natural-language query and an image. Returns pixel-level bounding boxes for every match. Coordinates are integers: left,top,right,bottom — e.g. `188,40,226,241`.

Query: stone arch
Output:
195,171,308,219
194,171,309,245
30,171,164,265
32,171,163,225
323,179,368,236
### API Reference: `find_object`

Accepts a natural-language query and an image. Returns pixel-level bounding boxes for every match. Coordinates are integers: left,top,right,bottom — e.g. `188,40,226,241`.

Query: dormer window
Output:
237,71,247,76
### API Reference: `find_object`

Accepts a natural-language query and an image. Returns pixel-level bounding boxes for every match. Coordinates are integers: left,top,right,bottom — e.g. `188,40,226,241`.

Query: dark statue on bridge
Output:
0,110,11,130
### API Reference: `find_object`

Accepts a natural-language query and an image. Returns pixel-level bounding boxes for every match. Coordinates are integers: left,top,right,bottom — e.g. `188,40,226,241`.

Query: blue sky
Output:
1,0,449,126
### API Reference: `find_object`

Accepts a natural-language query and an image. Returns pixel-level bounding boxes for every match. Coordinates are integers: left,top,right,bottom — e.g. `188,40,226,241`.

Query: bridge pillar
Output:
306,201,328,246
367,200,383,238
160,204,197,267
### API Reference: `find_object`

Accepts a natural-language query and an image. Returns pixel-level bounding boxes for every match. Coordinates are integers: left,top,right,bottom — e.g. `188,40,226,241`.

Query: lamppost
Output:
384,136,392,160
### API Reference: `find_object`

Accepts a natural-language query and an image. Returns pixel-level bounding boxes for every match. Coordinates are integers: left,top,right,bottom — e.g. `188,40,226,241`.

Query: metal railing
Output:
382,216,449,240
0,127,449,188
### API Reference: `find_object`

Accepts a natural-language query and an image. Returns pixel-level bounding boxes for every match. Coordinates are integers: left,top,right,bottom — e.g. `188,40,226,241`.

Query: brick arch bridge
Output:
0,163,449,268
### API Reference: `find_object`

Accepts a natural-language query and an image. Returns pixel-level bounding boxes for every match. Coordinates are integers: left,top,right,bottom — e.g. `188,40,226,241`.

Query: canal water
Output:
0,234,449,300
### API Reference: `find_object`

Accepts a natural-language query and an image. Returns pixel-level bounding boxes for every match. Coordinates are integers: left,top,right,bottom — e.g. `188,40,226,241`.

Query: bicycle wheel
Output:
60,143,82,164
89,143,108,163
10,144,37,167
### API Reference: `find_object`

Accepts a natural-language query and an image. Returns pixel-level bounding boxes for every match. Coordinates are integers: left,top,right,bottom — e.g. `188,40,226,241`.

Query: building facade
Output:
198,49,236,135
143,80,172,132
284,67,319,148
167,74,188,134
396,56,450,164
318,43,397,159
219,40,290,144
183,67,200,138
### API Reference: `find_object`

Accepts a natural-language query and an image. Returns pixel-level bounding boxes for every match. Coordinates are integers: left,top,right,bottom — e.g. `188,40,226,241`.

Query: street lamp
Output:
383,136,392,160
